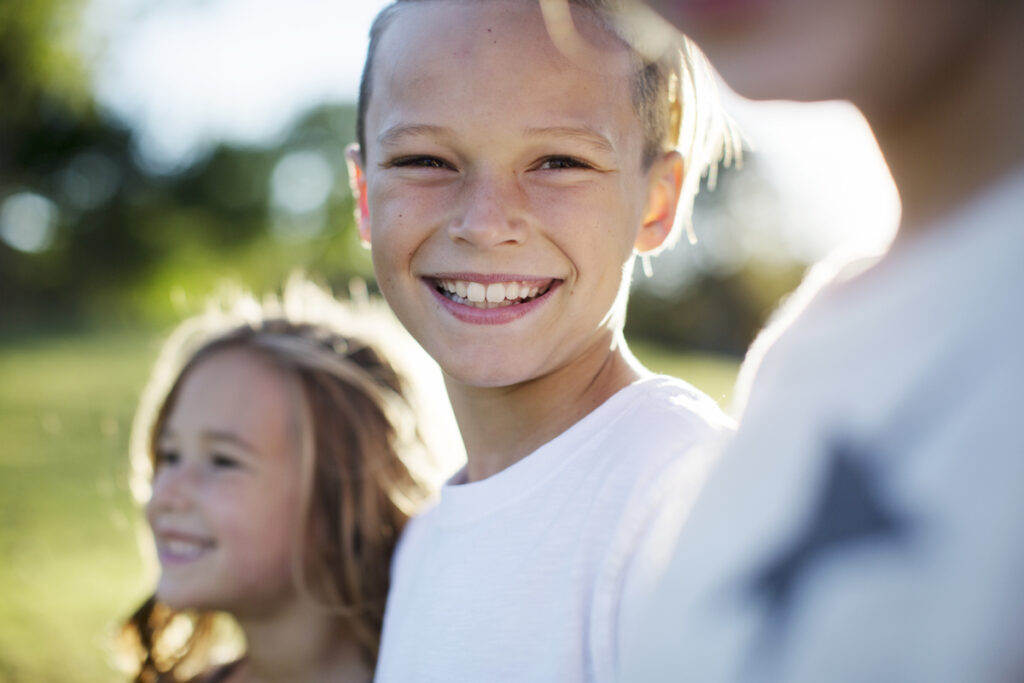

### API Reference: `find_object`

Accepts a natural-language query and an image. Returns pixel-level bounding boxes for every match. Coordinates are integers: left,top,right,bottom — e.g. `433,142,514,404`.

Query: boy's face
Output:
350,0,681,389
645,0,994,114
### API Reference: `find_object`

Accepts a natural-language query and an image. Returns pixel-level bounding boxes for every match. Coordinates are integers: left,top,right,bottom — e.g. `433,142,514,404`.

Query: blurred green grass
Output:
0,328,738,682
0,329,160,682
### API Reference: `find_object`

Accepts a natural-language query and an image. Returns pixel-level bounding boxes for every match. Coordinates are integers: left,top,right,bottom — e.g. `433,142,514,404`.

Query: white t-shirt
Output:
374,375,732,683
622,167,1024,683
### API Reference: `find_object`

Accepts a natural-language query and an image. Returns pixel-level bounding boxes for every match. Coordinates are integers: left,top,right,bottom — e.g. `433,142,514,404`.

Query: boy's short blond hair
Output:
354,0,738,250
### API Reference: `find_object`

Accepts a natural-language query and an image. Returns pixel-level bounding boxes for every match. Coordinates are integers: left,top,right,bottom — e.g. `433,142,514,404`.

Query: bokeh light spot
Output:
270,150,334,215
0,192,60,253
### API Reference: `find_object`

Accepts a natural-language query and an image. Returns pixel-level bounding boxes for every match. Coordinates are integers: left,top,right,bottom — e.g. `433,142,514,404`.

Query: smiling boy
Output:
346,0,729,680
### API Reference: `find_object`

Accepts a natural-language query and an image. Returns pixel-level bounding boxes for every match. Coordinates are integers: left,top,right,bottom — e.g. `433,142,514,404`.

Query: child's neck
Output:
868,1,1024,242
446,332,645,482
230,603,370,683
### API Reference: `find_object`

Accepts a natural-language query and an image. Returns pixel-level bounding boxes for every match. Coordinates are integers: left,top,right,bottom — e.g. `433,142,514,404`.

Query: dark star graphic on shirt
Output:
742,437,910,677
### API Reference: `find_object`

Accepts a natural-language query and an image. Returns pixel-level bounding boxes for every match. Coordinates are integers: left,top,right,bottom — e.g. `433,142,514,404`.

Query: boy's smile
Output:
427,273,561,323
351,0,681,390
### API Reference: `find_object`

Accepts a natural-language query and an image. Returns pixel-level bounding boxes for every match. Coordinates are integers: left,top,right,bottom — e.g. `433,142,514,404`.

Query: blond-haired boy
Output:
346,0,730,680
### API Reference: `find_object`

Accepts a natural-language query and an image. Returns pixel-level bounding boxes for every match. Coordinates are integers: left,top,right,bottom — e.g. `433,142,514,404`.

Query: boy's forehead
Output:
365,0,639,145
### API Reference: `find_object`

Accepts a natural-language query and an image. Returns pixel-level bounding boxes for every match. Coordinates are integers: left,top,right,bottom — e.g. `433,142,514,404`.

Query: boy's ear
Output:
345,143,371,246
635,149,684,254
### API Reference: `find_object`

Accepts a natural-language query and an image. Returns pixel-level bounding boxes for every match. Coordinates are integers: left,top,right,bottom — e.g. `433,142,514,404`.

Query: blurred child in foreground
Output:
119,278,436,682
625,0,1024,680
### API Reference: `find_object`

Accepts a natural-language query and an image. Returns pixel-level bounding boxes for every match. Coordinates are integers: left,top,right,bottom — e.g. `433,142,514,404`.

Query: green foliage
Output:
0,97,367,330
627,260,806,356
0,0,369,330
0,0,93,125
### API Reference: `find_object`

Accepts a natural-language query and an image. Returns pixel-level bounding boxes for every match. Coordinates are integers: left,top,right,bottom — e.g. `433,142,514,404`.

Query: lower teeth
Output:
441,290,535,307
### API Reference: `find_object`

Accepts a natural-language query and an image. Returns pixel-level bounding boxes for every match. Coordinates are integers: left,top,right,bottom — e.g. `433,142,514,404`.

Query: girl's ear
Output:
635,149,684,254
345,143,371,246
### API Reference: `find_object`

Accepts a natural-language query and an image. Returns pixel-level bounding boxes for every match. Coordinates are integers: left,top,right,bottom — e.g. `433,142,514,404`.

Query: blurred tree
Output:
627,155,807,355
0,0,364,330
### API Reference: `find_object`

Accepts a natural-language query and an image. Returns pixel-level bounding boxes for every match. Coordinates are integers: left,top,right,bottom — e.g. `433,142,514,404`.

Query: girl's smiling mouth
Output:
154,530,216,564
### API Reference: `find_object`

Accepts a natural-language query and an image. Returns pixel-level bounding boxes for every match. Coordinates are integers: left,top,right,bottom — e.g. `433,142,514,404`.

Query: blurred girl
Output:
120,280,435,682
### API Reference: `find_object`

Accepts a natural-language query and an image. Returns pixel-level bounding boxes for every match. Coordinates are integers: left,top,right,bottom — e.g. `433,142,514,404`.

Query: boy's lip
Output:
427,272,555,284
422,272,563,325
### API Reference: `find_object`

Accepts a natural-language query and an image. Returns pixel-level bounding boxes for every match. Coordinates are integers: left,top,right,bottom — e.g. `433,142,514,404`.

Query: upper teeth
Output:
440,280,544,304
164,539,207,558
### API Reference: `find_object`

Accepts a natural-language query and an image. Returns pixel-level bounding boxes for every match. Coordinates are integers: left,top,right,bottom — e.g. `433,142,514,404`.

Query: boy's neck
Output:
868,2,1024,242
446,333,645,482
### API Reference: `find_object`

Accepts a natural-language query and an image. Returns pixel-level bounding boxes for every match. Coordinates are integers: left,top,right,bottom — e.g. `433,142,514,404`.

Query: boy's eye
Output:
387,155,454,170
537,156,592,170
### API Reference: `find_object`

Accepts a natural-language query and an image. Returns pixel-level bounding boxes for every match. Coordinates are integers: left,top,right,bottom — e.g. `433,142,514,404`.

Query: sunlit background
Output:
0,0,898,679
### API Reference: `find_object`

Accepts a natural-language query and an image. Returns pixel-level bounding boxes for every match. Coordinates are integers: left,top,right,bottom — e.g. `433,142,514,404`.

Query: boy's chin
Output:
442,364,534,391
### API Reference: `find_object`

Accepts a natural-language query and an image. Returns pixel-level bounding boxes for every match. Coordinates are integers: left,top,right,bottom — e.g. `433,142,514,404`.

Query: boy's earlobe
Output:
345,143,372,246
635,150,685,254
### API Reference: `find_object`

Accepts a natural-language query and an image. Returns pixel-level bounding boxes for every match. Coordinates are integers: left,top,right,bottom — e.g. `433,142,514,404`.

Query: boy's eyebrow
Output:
377,124,452,148
376,123,616,155
524,126,616,154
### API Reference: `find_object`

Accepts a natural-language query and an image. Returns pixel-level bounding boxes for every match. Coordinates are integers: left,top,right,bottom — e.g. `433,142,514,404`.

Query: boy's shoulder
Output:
597,373,734,455
546,373,732,525
605,372,731,489
393,374,730,541
629,373,733,423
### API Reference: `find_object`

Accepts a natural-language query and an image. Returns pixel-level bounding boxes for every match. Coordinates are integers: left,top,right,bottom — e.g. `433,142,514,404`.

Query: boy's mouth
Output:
430,278,556,309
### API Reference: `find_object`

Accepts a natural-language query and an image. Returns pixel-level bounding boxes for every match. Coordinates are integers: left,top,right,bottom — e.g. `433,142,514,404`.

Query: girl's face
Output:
146,348,305,617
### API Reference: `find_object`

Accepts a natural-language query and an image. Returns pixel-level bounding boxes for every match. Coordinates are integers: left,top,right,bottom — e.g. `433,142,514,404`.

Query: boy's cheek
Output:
370,185,456,227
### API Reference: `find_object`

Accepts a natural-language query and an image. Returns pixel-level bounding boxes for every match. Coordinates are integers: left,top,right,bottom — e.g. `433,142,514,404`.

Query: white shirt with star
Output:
622,166,1024,683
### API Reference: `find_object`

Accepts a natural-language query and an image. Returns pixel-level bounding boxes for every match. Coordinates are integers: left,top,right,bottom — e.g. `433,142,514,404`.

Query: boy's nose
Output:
447,172,527,248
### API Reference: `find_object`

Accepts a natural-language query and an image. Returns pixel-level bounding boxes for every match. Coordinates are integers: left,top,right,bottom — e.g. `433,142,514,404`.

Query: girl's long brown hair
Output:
119,279,436,682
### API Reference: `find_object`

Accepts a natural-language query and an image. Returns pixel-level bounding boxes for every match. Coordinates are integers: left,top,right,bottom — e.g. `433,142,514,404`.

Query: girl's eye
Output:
538,156,592,170
154,448,180,467
389,156,453,170
211,453,242,469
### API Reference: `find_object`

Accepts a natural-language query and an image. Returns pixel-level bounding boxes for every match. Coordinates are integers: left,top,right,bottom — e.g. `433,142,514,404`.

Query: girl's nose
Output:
148,460,198,513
